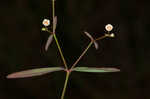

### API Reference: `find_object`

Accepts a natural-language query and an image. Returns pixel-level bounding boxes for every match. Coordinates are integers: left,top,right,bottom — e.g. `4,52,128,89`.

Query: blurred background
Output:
0,0,150,99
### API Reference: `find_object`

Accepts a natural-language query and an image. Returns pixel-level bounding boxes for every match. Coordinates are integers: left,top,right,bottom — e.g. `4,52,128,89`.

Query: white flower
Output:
43,19,50,26
105,24,113,32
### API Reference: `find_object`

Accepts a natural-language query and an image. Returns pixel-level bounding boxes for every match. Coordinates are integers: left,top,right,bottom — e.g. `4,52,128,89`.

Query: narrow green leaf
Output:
72,67,120,73
7,67,64,79
45,34,54,51
53,16,57,32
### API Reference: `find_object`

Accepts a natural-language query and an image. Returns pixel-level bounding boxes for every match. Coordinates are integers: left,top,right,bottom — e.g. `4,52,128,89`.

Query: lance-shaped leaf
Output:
45,34,54,51
84,32,99,50
93,41,99,50
7,67,64,79
72,67,120,73
84,31,93,40
53,16,57,33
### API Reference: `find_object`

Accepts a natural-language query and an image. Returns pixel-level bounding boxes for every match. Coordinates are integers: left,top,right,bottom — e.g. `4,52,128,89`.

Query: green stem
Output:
53,34,68,69
52,0,68,69
70,41,93,70
70,35,107,70
61,71,70,99
95,35,107,41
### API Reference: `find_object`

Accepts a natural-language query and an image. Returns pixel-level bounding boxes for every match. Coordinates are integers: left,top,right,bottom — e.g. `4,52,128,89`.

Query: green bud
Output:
42,27,47,31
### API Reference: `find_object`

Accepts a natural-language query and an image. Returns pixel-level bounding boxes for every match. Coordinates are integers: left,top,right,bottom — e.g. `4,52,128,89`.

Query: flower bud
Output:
110,33,115,37
41,27,47,31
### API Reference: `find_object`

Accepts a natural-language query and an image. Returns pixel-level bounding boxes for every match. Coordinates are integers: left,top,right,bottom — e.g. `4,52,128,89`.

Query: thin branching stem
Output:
70,41,93,70
70,35,107,70
95,35,107,41
61,71,70,99
52,0,68,69
53,34,68,69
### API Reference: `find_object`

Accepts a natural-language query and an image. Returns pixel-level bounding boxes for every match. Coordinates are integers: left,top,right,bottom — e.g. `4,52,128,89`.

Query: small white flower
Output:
43,19,50,26
105,24,113,32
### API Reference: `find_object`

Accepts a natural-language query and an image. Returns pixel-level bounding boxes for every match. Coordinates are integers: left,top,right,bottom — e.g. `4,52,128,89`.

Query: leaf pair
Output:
7,67,120,78
84,32,99,50
45,16,57,51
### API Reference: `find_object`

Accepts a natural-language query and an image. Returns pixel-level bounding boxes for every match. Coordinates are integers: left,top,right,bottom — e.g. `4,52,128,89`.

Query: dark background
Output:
0,0,150,99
